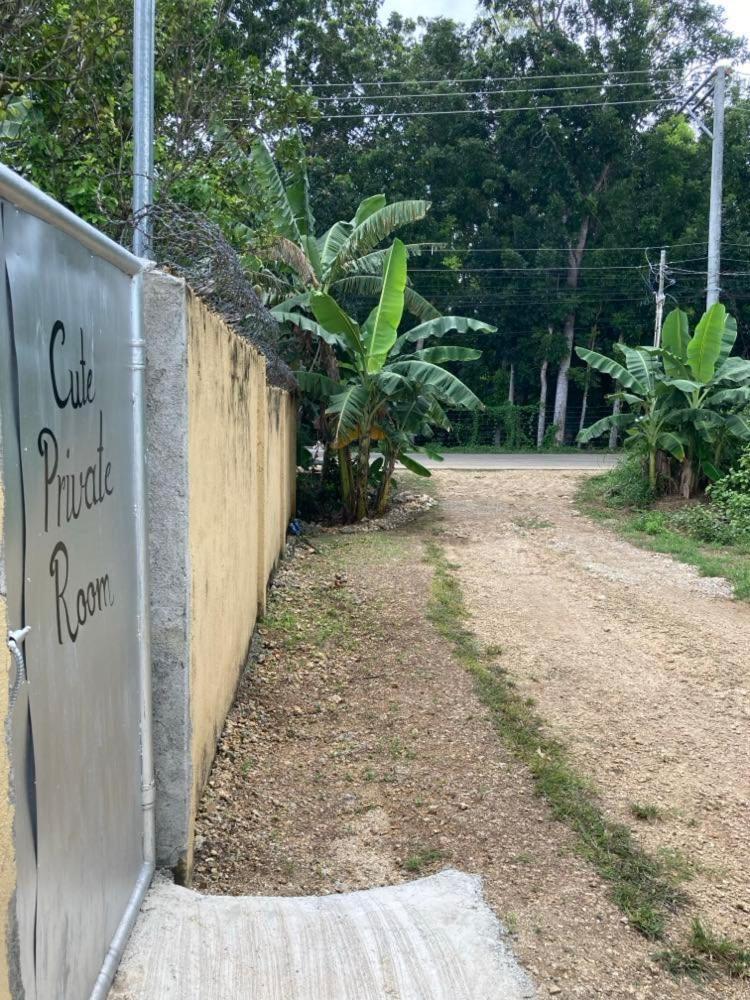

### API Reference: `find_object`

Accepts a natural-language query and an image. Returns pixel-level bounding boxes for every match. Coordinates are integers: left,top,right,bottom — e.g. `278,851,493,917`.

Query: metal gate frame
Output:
0,163,155,1000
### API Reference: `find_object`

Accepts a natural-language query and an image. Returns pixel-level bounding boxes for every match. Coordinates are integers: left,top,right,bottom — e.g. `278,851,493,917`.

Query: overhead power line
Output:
417,241,711,253
313,80,680,103
409,264,654,272
293,67,682,90
318,96,678,121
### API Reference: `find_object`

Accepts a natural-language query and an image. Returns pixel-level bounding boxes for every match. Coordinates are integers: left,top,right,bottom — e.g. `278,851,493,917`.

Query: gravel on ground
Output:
193,470,749,1000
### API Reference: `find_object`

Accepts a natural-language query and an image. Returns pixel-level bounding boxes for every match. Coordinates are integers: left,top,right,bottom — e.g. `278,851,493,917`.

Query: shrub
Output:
708,446,750,537
668,504,741,546
591,453,656,509
631,511,667,535
295,469,342,522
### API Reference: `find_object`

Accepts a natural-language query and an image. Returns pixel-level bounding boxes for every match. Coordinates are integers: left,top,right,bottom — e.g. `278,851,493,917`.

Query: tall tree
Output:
0,1,313,230
477,0,742,439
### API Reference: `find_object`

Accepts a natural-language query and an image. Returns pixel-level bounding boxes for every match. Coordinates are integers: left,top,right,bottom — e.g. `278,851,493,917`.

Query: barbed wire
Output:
132,200,296,391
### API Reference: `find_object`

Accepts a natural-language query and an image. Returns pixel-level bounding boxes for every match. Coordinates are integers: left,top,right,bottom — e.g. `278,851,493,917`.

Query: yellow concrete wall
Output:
0,484,15,1000
185,293,296,866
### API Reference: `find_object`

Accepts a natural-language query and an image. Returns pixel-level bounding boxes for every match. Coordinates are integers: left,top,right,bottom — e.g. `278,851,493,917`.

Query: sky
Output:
380,0,750,42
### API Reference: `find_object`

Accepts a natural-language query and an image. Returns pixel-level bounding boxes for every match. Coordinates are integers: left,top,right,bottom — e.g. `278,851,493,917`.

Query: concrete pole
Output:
707,63,730,309
653,249,667,347
133,0,156,258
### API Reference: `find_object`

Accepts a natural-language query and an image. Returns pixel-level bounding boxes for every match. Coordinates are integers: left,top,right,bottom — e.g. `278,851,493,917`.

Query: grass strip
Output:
578,473,750,601
656,919,750,981
424,539,685,940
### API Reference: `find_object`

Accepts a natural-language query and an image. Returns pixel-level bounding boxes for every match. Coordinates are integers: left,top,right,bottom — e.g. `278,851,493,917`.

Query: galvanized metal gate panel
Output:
0,170,153,1000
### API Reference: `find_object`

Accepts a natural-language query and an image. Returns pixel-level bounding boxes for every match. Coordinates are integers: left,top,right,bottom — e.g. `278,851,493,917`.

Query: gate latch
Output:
7,627,31,710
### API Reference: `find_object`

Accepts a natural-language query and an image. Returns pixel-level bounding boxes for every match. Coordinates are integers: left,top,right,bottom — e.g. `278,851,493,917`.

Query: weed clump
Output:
403,847,444,874
581,453,655,510
656,919,750,981
630,802,663,822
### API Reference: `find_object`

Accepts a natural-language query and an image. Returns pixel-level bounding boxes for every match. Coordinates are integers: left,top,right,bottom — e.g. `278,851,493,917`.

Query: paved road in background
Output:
409,452,620,471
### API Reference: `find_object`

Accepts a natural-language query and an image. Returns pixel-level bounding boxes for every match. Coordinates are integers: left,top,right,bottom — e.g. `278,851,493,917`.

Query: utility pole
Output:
133,0,156,258
674,61,732,311
707,62,730,309
653,249,667,347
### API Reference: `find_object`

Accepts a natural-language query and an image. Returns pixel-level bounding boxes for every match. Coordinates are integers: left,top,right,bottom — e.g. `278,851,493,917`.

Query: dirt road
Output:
439,470,750,955
409,452,619,471
192,470,749,999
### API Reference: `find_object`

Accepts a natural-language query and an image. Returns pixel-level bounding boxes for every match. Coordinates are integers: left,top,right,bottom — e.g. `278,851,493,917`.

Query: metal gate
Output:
0,166,154,999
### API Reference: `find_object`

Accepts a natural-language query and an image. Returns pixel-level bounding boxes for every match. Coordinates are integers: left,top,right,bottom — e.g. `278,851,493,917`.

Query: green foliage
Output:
630,510,668,536
252,137,435,317
292,239,488,521
403,847,444,874
433,403,538,450
295,469,341,523
578,474,750,600
668,504,745,546
5,0,749,439
708,445,750,536
582,454,656,510
576,305,750,496
656,919,750,981
0,0,312,231
631,803,663,822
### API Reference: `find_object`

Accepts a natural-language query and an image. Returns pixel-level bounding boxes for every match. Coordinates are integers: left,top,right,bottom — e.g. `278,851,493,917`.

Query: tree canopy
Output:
3,0,750,442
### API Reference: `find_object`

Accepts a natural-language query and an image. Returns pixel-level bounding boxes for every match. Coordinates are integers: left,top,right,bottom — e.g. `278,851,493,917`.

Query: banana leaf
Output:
687,302,726,383
656,431,686,460
577,412,634,444
408,346,482,363
326,383,371,444
363,239,408,373
398,453,432,477
387,359,482,409
575,347,646,392
661,308,689,371
293,370,341,401
250,142,301,243
329,200,430,275
310,292,364,360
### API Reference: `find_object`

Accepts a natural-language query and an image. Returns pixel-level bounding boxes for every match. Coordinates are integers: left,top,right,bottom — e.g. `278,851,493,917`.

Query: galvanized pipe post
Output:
133,0,156,258
707,62,730,309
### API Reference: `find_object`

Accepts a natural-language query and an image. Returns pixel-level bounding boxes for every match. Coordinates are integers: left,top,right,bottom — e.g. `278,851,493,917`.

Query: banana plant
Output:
576,303,750,496
657,304,750,494
250,139,440,321
576,342,683,490
294,239,493,521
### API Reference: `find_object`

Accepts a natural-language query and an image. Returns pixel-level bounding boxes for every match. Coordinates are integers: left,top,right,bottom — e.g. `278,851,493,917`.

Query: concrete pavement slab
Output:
111,870,536,1000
